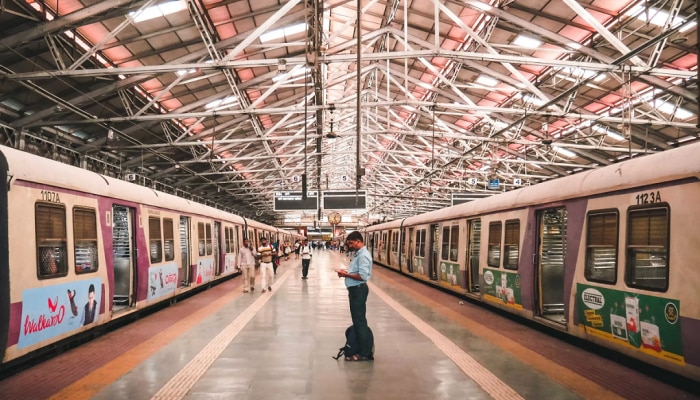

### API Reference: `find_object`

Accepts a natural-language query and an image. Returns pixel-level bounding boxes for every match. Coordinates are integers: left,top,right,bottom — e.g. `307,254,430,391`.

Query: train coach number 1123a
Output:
635,191,661,204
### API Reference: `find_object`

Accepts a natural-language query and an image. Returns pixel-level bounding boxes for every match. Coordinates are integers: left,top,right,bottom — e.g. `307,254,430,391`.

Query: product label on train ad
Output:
223,253,237,275
482,269,523,310
18,278,103,349
439,262,460,288
576,284,684,365
147,263,178,300
195,258,215,285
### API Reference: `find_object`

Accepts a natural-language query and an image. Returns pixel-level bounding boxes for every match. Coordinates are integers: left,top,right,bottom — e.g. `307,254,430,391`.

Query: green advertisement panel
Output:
576,283,684,365
482,268,523,310
439,261,460,288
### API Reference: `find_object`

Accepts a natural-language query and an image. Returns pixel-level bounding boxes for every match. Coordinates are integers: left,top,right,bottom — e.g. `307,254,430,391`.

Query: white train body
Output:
0,145,301,368
364,142,700,381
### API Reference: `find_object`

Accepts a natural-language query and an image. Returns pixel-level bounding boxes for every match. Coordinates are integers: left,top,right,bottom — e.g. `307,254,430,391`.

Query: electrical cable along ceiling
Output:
0,0,697,226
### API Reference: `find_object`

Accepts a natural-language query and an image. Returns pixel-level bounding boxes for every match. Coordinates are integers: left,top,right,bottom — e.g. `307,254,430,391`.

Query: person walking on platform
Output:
294,240,301,259
336,231,373,361
257,237,274,293
238,238,256,293
300,239,312,279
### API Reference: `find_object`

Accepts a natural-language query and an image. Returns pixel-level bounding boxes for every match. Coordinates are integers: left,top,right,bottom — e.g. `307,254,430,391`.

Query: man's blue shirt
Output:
345,246,372,288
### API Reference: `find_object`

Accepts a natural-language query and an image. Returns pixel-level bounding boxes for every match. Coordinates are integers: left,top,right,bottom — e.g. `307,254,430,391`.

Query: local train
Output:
0,145,301,371
363,141,700,382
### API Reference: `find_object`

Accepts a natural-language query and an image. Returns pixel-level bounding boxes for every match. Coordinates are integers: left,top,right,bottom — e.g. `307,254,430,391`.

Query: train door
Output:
466,218,481,294
112,205,135,310
213,221,221,275
535,207,568,324
407,227,414,273
179,216,191,285
429,224,439,280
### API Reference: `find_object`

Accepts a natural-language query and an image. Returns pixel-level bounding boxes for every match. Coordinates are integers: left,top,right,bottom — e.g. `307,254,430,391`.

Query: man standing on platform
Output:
258,237,274,293
238,238,256,293
336,231,373,361
300,239,312,279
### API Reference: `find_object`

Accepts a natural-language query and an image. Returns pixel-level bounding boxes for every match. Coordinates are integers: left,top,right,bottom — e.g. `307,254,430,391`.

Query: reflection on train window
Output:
585,211,618,283
225,227,232,253
198,222,206,256
149,217,162,263
449,225,459,262
488,222,502,267
206,223,212,255
163,218,175,261
441,226,450,260
626,206,669,291
504,220,520,270
74,207,99,273
415,229,426,257
36,203,68,278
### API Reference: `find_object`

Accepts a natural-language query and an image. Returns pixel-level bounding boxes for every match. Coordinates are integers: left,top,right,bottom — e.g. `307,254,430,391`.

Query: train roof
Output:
0,145,260,226
368,141,700,229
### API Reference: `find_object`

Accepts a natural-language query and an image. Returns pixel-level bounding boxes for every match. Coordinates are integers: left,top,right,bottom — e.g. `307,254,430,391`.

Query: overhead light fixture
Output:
513,34,541,48
278,59,287,73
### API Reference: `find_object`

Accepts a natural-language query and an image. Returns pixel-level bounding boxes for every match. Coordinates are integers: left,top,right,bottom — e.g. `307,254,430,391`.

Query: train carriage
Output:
0,145,280,369
365,142,700,382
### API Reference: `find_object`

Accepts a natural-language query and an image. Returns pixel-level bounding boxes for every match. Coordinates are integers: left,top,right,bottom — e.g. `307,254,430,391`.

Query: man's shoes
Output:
251,287,255,291
243,289,249,293
301,276,308,279
261,289,266,293
268,286,272,291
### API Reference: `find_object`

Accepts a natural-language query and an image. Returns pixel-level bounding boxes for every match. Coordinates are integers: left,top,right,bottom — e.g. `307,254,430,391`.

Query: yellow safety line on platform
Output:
376,271,624,400
48,269,291,400
150,268,293,400
370,281,525,400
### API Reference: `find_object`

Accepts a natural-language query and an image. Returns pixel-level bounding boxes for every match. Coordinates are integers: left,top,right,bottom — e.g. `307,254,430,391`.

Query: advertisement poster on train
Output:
414,256,426,276
576,284,684,365
147,263,178,300
195,258,215,285
18,278,102,349
223,253,236,275
439,262,460,287
482,268,523,310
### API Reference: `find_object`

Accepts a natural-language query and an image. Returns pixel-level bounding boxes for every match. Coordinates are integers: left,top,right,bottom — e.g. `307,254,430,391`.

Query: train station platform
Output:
1,250,697,399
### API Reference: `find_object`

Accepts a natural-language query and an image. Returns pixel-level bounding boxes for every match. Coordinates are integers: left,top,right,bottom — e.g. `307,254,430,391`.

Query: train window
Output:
148,217,162,263
198,222,206,256
585,211,618,283
450,225,459,262
224,227,232,253
36,203,68,278
625,206,669,291
206,223,212,255
441,226,450,260
73,208,99,273
415,229,426,257
163,218,175,261
391,231,398,253
504,220,520,270
487,222,502,267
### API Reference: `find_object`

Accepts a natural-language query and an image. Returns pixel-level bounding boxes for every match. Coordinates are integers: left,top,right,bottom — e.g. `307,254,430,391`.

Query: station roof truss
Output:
0,0,697,225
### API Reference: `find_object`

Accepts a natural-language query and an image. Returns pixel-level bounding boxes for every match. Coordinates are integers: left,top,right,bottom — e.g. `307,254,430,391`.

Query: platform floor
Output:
1,249,698,399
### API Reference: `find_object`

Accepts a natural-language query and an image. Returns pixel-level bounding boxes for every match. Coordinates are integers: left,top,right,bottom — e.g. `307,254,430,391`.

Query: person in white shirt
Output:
257,237,275,292
300,239,312,279
237,238,256,293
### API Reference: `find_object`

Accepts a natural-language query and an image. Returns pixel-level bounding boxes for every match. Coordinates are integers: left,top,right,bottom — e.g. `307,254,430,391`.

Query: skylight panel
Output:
205,96,238,110
626,5,696,32
130,1,187,23
553,146,576,158
653,100,693,119
260,22,307,43
512,35,541,48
